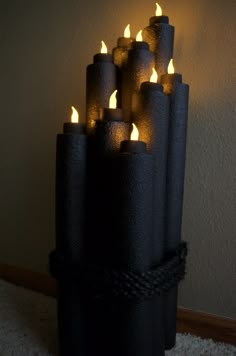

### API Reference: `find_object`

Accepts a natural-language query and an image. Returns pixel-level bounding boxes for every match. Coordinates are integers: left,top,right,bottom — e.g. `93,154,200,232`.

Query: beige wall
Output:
0,0,235,318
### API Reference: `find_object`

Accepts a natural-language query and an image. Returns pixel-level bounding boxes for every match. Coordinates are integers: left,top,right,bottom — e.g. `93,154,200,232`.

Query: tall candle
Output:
143,3,174,79
161,59,189,350
86,41,118,132
56,106,87,356
94,90,131,157
133,69,169,356
121,30,155,121
86,125,155,356
85,90,131,284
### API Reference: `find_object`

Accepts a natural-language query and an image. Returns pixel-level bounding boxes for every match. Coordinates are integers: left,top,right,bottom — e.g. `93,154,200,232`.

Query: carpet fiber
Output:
0,279,235,356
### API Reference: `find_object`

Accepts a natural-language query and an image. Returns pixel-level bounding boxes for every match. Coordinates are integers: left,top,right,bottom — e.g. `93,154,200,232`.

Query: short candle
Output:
120,123,146,153
63,106,86,134
94,41,113,63
149,2,169,24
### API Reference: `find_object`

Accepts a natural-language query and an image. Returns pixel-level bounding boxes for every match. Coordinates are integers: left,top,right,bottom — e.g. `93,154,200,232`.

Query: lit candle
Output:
63,106,86,134
56,105,87,261
55,105,87,356
160,59,183,93
122,30,155,121
143,2,174,78
87,120,154,356
120,123,146,153
86,41,117,132
132,68,170,356
161,58,189,350
112,24,135,68
94,90,131,156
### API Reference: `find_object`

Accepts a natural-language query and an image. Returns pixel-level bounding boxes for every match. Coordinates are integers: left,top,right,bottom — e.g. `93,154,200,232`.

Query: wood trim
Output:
0,262,56,297
177,307,236,346
0,263,235,346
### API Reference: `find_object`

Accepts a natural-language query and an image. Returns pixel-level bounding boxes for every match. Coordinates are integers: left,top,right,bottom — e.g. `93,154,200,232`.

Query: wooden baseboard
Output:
0,263,235,346
0,262,57,297
177,307,236,346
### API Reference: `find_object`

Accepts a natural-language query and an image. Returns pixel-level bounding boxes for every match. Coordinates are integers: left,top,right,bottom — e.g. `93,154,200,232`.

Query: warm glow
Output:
101,41,108,54
71,106,79,123
136,30,143,42
131,123,139,141
109,90,117,109
155,2,162,16
168,59,175,74
124,24,131,38
150,68,158,83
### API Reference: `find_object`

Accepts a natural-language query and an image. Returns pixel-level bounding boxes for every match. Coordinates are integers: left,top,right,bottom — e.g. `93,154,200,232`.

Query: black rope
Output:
49,241,187,301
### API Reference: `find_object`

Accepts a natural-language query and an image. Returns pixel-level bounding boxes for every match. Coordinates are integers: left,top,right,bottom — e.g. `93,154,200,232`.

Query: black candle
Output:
160,59,189,350
85,133,155,356
112,24,135,68
85,90,131,281
94,90,131,157
132,70,169,356
86,41,118,132
121,30,155,121
143,3,174,79
56,106,87,356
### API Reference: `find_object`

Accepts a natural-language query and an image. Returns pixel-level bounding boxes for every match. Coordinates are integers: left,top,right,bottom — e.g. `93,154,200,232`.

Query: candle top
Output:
149,2,169,24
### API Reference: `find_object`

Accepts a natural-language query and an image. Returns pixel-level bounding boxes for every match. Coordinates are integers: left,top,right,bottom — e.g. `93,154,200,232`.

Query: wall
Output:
0,0,235,318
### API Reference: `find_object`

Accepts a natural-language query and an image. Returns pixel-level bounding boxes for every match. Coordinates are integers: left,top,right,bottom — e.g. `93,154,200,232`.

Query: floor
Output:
0,279,235,356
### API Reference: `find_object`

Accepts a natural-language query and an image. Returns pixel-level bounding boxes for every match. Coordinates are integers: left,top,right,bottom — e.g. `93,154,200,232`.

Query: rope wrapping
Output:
50,241,187,301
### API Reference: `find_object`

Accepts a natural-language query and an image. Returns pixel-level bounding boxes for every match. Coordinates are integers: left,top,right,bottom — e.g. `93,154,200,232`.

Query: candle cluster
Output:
52,3,189,356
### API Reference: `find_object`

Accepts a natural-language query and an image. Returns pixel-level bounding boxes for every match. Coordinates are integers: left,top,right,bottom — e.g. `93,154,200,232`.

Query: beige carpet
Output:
0,279,235,356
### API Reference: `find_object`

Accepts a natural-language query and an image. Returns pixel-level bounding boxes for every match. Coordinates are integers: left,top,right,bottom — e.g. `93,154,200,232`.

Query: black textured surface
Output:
161,73,182,94
163,81,189,349
94,119,131,157
120,140,146,153
133,82,169,264
121,41,155,121
143,22,174,79
56,133,87,356
133,81,169,356
113,37,134,68
50,242,187,300
57,279,86,356
88,152,155,356
63,123,86,135
149,16,169,25
56,133,87,262
86,60,117,132
103,108,123,121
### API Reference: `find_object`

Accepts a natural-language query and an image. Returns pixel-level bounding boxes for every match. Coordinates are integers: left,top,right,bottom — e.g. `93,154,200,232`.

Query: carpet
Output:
0,279,235,356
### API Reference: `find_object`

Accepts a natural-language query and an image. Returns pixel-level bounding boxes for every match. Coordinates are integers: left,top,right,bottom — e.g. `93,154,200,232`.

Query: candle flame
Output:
150,68,158,83
136,30,143,42
168,59,175,74
101,40,108,54
131,123,139,141
109,90,117,109
124,24,131,38
71,106,79,123
155,2,162,16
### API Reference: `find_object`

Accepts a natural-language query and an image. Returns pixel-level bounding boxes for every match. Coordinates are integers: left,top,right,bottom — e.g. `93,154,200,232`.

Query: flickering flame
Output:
131,123,139,141
155,2,162,16
168,59,175,74
124,24,131,38
109,90,117,109
150,68,158,83
71,106,79,123
136,30,143,42
101,41,108,54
